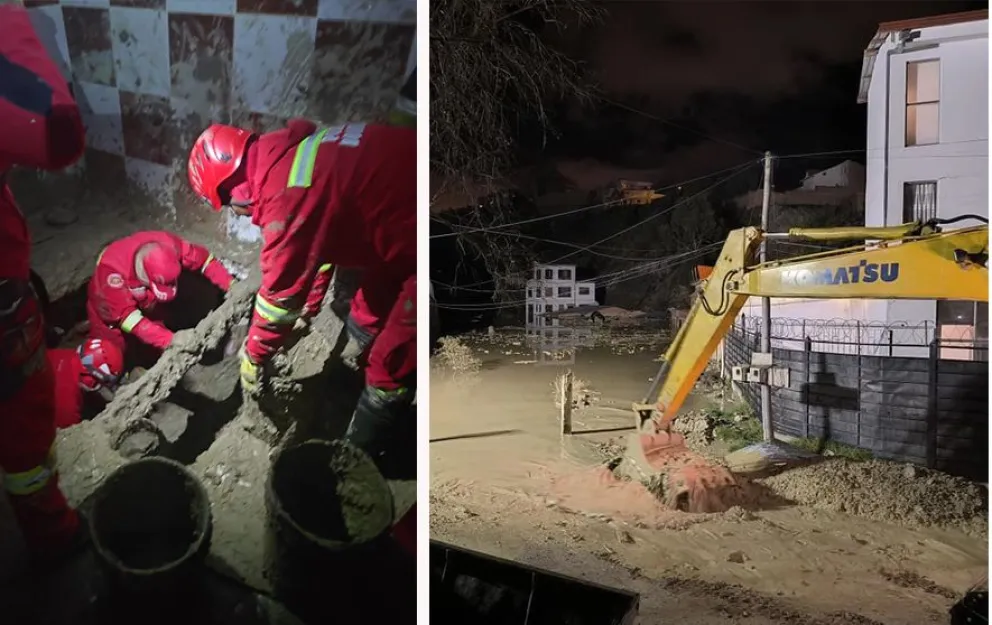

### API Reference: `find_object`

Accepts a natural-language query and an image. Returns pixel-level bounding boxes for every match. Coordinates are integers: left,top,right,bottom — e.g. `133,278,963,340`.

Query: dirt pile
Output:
761,459,989,536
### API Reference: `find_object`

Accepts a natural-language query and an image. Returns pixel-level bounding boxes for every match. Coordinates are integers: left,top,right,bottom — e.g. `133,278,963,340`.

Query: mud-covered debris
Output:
672,410,718,449
726,550,748,564
761,459,989,536
724,505,758,522
94,276,259,444
879,568,957,599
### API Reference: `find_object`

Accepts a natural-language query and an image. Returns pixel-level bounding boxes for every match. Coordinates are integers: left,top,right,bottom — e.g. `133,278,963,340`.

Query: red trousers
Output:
349,269,416,391
0,360,79,557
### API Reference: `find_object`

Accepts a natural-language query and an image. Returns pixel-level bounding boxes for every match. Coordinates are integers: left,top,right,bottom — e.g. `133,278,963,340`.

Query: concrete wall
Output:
22,0,415,245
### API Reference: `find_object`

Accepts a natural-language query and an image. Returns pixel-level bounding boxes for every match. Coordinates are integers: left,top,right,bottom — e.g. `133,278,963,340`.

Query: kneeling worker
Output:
86,231,235,356
49,338,125,429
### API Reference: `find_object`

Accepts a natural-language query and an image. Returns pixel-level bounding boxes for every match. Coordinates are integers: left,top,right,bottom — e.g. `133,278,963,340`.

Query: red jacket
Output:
87,231,234,349
244,120,416,364
0,6,85,281
48,348,83,429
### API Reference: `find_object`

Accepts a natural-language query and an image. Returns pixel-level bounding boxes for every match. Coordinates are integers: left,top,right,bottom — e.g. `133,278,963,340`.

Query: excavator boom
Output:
645,223,988,429
619,220,988,513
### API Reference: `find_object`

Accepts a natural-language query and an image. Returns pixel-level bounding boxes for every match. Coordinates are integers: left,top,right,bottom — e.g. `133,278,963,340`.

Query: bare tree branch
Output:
430,0,601,295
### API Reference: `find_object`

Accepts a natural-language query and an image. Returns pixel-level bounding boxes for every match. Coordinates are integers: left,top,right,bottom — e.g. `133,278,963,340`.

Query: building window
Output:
578,286,590,296
558,286,572,298
544,287,552,297
558,268,572,280
905,60,939,146
526,305,533,325
544,268,553,279
903,181,937,222
937,300,989,361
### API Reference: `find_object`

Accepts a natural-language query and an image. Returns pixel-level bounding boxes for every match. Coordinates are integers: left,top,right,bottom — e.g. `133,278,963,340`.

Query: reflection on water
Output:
526,327,596,365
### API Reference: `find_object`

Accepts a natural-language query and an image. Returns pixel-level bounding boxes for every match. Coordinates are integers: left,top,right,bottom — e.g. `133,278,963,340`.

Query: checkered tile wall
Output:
23,0,415,225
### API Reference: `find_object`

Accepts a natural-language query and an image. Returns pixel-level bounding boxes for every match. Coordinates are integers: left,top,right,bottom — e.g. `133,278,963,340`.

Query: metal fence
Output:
725,317,988,481
737,314,989,361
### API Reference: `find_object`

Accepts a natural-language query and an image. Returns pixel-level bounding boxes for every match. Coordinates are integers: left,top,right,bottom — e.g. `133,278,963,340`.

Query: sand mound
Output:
761,459,988,536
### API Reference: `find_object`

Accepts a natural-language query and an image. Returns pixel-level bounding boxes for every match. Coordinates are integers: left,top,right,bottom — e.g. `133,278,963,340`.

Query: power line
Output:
433,245,722,311
431,159,760,290
541,161,758,266
430,158,760,238
430,198,624,239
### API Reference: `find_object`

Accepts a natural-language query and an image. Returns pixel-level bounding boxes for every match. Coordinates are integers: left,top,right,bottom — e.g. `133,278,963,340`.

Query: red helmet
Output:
142,244,181,302
78,338,124,392
188,124,254,210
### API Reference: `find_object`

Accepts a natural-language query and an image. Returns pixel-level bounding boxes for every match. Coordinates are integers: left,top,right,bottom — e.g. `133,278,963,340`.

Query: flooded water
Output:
430,332,683,486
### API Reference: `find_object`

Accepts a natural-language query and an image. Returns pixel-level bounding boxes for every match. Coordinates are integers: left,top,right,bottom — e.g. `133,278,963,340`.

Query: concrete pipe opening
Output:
90,457,211,580
267,439,393,549
265,440,395,622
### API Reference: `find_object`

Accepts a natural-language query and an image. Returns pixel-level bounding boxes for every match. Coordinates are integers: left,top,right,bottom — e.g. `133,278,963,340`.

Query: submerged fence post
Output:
925,339,939,469
559,371,573,437
804,336,811,438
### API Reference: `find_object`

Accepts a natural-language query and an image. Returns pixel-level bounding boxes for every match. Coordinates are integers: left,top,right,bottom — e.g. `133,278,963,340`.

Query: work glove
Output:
239,343,262,394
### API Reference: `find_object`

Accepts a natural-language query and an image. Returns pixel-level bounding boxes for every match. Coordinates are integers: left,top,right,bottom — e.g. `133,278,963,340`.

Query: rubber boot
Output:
345,385,412,473
340,315,375,373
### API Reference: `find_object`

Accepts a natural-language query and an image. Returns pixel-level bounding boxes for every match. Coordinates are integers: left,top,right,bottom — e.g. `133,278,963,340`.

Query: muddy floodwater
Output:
430,329,988,625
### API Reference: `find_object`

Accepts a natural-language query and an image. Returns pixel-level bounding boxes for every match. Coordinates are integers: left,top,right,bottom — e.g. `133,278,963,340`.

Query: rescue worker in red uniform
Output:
187,118,415,463
86,230,235,355
0,1,88,563
49,338,125,430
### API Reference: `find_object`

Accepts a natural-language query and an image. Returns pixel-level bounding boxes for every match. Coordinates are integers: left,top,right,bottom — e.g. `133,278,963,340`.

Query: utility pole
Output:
760,151,774,442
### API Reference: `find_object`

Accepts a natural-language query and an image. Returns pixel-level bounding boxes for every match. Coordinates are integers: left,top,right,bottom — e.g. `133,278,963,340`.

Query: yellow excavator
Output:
622,216,989,513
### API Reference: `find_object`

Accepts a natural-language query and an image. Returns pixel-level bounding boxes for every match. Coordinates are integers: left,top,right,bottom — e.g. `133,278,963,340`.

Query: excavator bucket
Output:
618,419,748,513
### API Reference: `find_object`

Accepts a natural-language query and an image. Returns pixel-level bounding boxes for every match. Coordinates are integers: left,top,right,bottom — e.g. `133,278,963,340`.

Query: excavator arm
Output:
638,221,989,432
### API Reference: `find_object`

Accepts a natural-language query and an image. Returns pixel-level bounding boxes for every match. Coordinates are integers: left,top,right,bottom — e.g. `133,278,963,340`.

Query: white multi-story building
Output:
742,9,988,359
525,264,597,328
861,9,988,356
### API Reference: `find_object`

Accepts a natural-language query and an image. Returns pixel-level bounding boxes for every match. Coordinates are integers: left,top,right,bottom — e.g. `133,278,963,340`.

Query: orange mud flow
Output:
627,430,750,514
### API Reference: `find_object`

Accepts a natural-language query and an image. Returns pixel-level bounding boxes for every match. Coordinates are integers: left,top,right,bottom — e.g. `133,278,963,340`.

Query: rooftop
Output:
856,9,988,104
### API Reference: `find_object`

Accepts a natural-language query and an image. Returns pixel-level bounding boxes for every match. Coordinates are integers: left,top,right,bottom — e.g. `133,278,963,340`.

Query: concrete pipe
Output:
89,457,212,601
264,439,394,622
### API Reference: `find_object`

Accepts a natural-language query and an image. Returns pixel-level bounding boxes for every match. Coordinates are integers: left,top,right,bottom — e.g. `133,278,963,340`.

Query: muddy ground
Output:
429,329,988,625
0,189,415,595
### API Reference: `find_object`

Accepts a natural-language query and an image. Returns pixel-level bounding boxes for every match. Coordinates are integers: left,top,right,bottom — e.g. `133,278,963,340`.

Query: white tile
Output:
125,156,174,197
317,0,415,24
110,8,171,98
60,0,111,7
232,14,316,118
27,7,72,83
75,81,124,155
165,0,236,15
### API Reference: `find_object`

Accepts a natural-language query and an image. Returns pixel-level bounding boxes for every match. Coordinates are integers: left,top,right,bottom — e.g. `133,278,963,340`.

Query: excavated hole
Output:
44,270,242,459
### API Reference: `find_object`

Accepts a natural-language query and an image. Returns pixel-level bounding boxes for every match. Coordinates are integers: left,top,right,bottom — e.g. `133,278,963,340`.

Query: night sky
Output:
432,0,987,328
545,0,987,191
